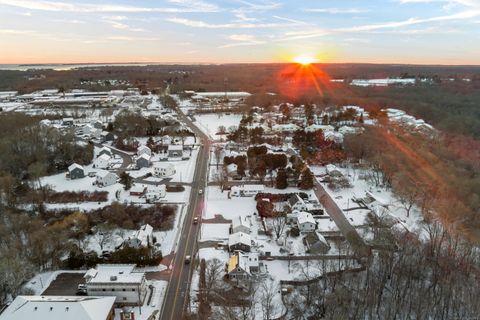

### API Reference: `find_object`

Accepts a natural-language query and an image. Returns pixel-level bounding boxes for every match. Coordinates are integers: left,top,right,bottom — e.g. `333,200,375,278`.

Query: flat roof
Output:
85,264,144,284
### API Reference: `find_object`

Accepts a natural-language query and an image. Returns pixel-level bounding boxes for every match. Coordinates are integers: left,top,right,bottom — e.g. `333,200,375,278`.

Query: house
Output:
62,117,74,126
93,120,103,129
324,131,344,144
129,184,147,196
125,224,153,248
136,154,150,169
288,194,307,211
81,124,94,135
297,211,316,233
96,171,118,187
272,123,299,132
90,128,102,140
145,184,166,202
98,146,112,158
226,163,238,177
94,154,111,169
326,164,343,177
153,162,176,177
68,163,84,179
228,232,251,252
0,296,116,320
230,184,265,197
227,252,260,281
303,231,330,254
101,131,115,142
231,216,251,234
83,264,147,305
137,145,151,157
167,145,183,158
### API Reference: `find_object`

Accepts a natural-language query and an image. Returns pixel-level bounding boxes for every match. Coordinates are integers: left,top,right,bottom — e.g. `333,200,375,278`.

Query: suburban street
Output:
160,102,210,320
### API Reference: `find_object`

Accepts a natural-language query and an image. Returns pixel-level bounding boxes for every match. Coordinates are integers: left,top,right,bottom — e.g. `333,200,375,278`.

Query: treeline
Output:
0,113,93,181
343,125,480,243
283,224,480,319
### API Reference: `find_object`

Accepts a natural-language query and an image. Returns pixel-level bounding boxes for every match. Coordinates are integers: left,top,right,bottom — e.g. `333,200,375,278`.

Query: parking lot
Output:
42,272,85,296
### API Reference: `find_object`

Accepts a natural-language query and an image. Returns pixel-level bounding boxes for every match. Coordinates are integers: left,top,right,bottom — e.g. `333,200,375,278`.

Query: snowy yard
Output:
194,113,243,140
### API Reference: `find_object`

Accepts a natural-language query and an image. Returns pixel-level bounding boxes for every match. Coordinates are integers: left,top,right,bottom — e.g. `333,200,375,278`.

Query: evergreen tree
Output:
276,168,288,189
119,172,133,190
299,167,314,189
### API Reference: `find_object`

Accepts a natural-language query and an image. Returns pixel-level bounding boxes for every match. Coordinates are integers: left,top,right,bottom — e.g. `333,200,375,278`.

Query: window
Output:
123,289,126,291
132,288,135,291
112,289,115,291
123,297,127,301
102,289,106,291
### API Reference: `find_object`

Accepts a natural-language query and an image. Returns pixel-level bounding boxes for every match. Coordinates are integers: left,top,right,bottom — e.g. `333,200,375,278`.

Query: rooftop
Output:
84,264,144,284
0,296,115,320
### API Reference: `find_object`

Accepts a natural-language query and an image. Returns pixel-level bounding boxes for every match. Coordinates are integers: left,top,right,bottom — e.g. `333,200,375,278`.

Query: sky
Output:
0,0,479,64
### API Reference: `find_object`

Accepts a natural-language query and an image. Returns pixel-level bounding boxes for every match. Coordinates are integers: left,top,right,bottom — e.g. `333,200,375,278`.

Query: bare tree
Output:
269,211,287,240
92,224,114,251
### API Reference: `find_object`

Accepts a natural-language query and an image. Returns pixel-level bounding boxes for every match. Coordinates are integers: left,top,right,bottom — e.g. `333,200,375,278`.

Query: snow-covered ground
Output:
194,113,242,140
311,165,425,235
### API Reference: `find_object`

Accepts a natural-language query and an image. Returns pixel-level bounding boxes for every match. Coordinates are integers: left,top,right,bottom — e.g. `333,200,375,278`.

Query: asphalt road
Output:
313,180,371,257
159,102,210,320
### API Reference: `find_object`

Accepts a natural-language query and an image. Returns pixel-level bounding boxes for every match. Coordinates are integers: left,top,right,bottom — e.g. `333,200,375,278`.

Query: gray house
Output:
100,131,115,142
303,231,330,254
68,163,85,179
98,146,112,158
136,154,151,169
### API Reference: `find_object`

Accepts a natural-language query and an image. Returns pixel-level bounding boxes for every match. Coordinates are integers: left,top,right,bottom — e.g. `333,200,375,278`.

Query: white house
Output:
288,194,307,211
230,185,265,197
137,145,152,157
326,164,343,177
228,232,252,252
81,124,94,135
226,163,238,177
96,171,118,187
125,224,153,248
84,264,147,305
297,211,316,233
227,252,261,281
324,131,344,144
136,153,151,169
153,162,176,177
0,296,116,320
94,154,111,169
272,123,299,132
231,216,251,234
145,184,166,202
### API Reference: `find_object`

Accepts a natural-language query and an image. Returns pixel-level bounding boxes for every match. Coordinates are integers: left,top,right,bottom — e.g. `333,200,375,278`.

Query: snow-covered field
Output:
194,113,243,140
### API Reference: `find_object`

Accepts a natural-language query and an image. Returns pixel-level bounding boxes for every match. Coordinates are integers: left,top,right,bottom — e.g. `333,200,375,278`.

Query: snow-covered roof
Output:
85,264,144,284
97,154,111,162
137,145,151,153
99,146,111,153
153,162,175,169
232,216,250,230
68,163,83,172
0,296,116,320
228,232,251,247
129,224,153,247
130,184,146,193
231,184,265,192
228,252,259,275
96,170,117,180
226,163,238,173
168,145,183,151
297,211,315,225
137,153,150,161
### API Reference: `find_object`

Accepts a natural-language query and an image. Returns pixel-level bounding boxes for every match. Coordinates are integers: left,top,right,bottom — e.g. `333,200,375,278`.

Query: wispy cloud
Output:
0,28,34,34
103,18,145,32
337,10,480,32
304,7,369,14
0,0,220,13
219,34,265,48
234,0,281,12
166,17,301,28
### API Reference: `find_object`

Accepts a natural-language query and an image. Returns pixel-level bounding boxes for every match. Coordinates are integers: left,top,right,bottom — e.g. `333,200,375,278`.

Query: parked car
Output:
185,255,191,264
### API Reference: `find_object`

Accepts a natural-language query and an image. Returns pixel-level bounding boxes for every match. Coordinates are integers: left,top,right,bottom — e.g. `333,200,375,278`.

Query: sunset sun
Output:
293,54,316,66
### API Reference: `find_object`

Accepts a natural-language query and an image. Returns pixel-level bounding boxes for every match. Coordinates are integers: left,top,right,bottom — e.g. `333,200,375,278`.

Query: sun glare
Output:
293,54,316,66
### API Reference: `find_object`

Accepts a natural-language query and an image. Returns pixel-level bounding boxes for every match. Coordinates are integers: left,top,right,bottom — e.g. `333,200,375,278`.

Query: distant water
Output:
0,63,149,71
